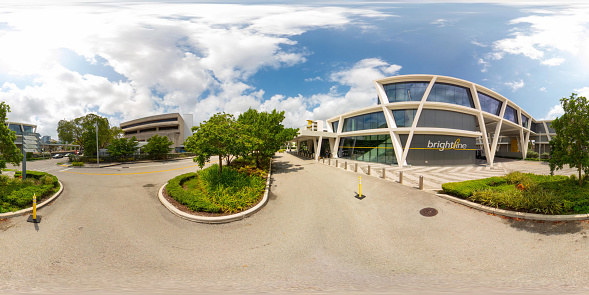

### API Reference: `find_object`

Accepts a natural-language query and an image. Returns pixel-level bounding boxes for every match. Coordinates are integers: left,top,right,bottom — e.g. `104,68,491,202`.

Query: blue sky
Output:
0,1,588,139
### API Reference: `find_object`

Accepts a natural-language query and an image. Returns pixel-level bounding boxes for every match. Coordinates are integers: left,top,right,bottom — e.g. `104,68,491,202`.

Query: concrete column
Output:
315,136,323,161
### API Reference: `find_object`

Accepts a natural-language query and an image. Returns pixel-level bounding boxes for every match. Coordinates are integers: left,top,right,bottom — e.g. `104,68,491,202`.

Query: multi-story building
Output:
293,74,554,167
6,122,41,153
120,113,193,153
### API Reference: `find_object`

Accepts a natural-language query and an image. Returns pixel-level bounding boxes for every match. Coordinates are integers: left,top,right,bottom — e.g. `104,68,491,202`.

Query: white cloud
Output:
539,87,547,92
259,58,402,128
504,79,525,91
431,19,453,27
543,104,564,120
304,76,323,82
0,3,391,138
541,57,565,66
478,58,489,72
575,87,589,97
491,7,589,65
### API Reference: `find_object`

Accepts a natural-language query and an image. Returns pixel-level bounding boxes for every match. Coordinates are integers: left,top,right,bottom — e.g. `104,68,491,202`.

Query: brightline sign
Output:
426,138,468,151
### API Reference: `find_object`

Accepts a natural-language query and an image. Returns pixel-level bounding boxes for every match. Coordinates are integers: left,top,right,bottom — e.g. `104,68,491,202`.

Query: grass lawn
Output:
0,171,60,213
166,162,267,214
442,171,589,215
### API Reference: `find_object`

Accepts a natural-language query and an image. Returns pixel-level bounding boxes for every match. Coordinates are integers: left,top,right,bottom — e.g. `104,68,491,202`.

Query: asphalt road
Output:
1,155,589,294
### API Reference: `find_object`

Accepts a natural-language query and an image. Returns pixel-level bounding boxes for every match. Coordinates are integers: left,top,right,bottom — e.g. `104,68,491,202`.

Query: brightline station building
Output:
292,74,555,167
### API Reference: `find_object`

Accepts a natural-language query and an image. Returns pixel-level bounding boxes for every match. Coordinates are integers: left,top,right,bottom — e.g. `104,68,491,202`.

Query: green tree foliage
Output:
107,136,138,159
57,114,111,155
185,113,240,175
0,102,23,172
549,93,589,186
143,134,173,160
237,108,298,167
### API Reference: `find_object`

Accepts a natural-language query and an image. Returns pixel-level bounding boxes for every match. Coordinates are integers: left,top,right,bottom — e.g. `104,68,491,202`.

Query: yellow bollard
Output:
27,193,41,223
32,193,36,220
359,176,361,197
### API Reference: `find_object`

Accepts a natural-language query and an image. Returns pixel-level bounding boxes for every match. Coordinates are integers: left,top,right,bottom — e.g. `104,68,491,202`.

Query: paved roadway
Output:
1,155,589,294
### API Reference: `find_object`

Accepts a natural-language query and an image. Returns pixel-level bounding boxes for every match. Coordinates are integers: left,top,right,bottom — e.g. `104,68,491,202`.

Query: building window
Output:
338,135,396,164
125,130,137,135
478,92,502,116
531,122,544,133
342,112,387,132
383,82,429,103
122,117,178,129
392,109,417,127
416,109,477,131
22,125,33,133
427,83,474,108
521,115,529,129
140,128,157,133
332,121,339,133
8,124,21,134
504,105,518,124
159,126,179,131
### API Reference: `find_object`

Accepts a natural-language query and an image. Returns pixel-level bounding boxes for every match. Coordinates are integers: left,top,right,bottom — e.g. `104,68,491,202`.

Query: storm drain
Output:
143,184,155,187
420,208,438,217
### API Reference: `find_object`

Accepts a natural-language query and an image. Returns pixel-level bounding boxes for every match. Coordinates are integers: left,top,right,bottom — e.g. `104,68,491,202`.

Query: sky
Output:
1,1,588,139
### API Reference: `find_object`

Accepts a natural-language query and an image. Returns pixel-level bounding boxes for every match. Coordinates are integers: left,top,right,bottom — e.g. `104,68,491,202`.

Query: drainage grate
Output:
143,184,155,187
420,208,438,217
294,165,301,167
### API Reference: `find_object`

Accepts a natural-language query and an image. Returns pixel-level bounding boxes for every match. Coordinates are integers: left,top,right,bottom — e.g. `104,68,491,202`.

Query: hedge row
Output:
0,171,60,213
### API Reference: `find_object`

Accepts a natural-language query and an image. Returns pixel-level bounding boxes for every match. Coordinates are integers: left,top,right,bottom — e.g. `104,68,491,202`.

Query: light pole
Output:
96,122,100,167
21,127,26,180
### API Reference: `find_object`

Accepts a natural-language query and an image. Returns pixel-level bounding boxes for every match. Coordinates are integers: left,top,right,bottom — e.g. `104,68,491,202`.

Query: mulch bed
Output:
162,186,264,217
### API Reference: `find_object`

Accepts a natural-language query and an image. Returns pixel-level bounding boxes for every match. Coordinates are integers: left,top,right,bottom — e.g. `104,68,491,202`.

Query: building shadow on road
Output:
505,218,588,235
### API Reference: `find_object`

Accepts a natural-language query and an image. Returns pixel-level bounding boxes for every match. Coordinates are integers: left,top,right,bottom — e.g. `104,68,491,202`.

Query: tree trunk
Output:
219,154,223,176
579,164,583,186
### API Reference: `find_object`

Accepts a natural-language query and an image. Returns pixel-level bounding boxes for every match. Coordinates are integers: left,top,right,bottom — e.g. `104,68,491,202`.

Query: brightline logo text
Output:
427,138,467,151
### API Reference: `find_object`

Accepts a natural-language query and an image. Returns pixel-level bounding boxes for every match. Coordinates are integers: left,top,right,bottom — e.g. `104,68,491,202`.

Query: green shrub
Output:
0,171,59,212
526,151,539,158
72,162,84,166
442,176,506,199
541,152,550,159
166,164,266,214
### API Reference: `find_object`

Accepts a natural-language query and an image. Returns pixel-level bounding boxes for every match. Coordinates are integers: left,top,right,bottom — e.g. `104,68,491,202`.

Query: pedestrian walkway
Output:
289,151,578,191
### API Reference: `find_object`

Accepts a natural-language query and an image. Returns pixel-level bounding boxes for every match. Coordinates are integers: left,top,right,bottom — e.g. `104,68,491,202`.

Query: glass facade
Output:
342,112,387,132
504,105,518,124
417,109,477,131
427,83,474,108
338,135,396,164
521,115,529,129
392,109,417,127
531,122,544,133
478,92,502,115
8,124,21,134
23,125,33,133
332,121,339,133
383,82,429,103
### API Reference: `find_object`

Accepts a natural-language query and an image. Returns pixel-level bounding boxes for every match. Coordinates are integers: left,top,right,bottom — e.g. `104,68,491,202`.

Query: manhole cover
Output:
143,184,155,187
420,208,438,217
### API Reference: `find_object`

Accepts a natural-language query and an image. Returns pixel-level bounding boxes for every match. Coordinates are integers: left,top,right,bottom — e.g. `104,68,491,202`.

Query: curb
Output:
158,160,272,224
0,180,65,219
436,193,589,221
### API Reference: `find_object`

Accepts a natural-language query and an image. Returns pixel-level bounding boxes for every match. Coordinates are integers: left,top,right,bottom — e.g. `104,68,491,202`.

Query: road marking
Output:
60,168,72,172
62,163,210,176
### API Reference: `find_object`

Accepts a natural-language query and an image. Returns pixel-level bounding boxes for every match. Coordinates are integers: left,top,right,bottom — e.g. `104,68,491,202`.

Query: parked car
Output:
52,154,63,159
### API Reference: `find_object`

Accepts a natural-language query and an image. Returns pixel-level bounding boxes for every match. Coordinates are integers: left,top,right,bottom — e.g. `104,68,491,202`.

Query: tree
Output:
184,112,240,175
237,108,298,168
0,102,23,172
107,136,138,159
549,93,589,186
143,134,173,160
57,114,111,155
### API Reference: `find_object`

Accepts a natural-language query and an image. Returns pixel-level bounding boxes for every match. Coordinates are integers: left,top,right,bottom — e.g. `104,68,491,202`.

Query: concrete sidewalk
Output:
291,152,579,191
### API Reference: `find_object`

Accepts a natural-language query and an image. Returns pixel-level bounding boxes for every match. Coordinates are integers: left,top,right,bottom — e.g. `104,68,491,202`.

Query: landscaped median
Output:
158,159,272,223
0,171,64,218
438,171,589,220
